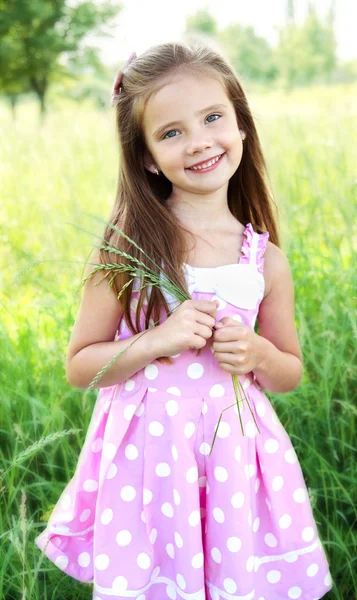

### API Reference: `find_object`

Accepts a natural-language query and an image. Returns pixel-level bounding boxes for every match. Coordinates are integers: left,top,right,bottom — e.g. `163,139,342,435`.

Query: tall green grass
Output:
0,84,356,599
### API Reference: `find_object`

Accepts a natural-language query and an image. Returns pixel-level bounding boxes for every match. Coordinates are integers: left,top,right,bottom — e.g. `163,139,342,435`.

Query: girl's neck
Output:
166,186,236,232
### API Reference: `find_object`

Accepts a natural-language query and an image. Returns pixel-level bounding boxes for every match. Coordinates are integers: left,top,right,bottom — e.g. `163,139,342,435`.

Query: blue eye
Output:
206,114,220,123
163,130,178,139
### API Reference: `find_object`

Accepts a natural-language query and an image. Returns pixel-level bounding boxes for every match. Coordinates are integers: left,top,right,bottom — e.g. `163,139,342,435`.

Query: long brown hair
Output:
102,40,279,364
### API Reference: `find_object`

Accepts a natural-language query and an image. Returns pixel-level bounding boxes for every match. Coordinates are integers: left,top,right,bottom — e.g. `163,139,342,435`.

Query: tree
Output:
275,9,337,88
185,8,217,37
0,0,120,115
219,24,278,83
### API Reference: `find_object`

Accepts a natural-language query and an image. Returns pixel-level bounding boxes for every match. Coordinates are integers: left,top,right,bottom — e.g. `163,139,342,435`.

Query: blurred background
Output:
0,1,356,599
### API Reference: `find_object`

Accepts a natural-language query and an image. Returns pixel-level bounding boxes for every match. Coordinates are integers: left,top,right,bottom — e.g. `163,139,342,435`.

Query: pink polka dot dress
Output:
35,223,333,600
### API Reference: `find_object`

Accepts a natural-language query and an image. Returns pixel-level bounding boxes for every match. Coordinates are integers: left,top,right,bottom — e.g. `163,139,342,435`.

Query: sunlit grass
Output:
0,83,356,599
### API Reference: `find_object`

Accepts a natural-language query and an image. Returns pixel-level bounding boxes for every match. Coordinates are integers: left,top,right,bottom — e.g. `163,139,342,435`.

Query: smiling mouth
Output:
187,153,224,171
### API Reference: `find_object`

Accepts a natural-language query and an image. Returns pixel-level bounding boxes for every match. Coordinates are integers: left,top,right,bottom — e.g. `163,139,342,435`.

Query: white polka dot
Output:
83,479,98,492
307,563,319,577
211,547,222,563
186,466,198,483
253,517,260,532
246,420,258,437
103,443,116,460
201,401,208,414
302,526,314,542
227,537,242,552
231,492,244,509
141,510,146,523
223,578,237,593
123,404,137,421
116,530,132,546
112,576,128,592
101,508,113,525
198,476,207,488
166,585,177,600
120,486,136,501
256,402,265,417
52,524,70,534
266,497,272,511
244,464,256,479
95,554,109,570
264,439,279,453
175,532,183,548
166,400,179,416
55,555,68,570
235,445,241,461
255,478,261,494
285,448,298,463
232,314,242,322
161,502,174,517
176,574,186,589
184,422,196,438
288,587,302,599
156,462,171,477
189,509,200,526
293,488,307,503
145,364,159,380
166,543,175,558
135,402,145,417
173,488,181,505
324,573,332,586
272,475,284,491
209,384,225,397
79,508,91,522
199,442,210,455
172,443,179,461
166,386,181,396
213,508,225,523
214,466,228,482
187,363,204,379
60,493,71,510
246,556,255,572
192,552,204,568
279,514,292,529
150,528,157,544
149,421,164,436
106,463,117,479
143,488,153,505
124,378,135,391
265,533,278,547
125,444,138,460
216,421,231,438
267,570,281,583
78,552,90,567
137,552,151,569
91,438,103,453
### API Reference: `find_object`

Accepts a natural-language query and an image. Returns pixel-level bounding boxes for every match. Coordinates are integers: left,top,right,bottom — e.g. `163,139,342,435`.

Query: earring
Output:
240,130,246,141
154,167,160,175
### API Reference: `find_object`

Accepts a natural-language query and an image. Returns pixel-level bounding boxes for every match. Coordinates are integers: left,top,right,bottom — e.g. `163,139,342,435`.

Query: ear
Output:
143,149,158,174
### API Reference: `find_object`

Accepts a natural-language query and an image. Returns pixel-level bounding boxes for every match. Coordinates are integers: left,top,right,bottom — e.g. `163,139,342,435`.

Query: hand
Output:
211,317,262,375
155,299,219,357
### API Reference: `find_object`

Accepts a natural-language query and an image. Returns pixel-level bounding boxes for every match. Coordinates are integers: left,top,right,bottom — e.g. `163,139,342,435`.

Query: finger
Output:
193,299,219,317
211,342,238,354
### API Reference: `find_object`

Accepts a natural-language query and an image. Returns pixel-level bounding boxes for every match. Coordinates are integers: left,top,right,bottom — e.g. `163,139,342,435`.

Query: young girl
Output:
35,41,333,600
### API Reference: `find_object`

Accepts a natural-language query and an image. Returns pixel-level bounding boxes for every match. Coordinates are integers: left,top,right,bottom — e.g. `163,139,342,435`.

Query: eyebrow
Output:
152,103,228,139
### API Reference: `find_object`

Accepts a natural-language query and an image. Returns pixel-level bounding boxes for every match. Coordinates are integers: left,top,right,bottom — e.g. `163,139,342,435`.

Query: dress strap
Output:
239,223,269,274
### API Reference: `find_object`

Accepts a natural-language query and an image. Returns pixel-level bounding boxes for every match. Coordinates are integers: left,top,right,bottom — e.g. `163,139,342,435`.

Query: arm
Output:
253,242,303,393
66,254,162,389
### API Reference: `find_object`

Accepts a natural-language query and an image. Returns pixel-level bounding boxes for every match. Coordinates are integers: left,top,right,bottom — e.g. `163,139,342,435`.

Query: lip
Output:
186,153,225,172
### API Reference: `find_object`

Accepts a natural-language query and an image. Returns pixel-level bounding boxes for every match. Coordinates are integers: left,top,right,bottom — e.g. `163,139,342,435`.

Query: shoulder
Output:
262,241,292,298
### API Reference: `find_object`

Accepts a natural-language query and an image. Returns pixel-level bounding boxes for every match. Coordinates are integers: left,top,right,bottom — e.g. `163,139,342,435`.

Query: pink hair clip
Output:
112,51,137,100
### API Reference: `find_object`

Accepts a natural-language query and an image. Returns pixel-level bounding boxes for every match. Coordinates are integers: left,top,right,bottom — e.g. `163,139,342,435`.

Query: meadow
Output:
0,83,356,599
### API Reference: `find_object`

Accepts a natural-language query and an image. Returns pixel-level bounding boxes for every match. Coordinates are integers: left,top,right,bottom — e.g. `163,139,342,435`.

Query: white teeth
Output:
190,155,221,170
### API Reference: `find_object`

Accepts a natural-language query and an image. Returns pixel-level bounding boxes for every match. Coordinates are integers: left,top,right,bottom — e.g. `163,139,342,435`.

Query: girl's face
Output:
142,71,243,197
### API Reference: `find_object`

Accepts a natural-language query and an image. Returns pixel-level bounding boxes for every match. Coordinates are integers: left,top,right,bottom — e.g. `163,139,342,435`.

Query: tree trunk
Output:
30,76,48,122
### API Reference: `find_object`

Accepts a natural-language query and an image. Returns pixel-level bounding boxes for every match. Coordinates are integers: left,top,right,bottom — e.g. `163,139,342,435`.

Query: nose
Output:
186,128,213,155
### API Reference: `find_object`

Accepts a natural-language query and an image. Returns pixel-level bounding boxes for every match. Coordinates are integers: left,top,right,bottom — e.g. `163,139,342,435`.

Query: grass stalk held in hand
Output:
85,220,260,452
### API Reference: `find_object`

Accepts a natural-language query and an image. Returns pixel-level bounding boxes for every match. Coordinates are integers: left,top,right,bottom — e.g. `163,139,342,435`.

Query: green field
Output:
0,84,356,599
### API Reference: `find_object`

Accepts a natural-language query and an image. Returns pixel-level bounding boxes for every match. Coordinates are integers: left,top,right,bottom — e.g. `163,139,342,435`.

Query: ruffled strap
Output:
240,223,269,274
